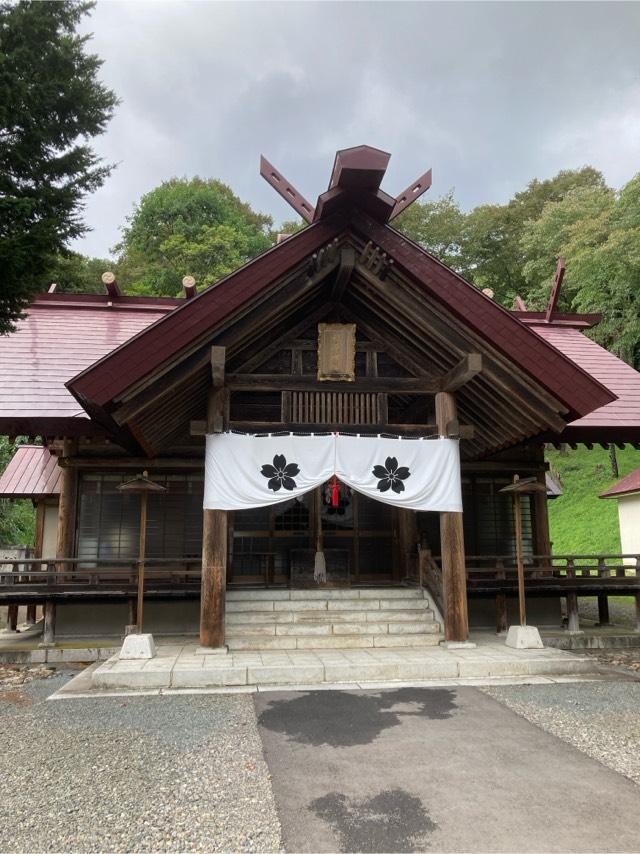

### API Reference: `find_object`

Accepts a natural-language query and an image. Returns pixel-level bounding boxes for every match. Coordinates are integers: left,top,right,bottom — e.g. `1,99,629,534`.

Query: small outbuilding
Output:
600,469,640,554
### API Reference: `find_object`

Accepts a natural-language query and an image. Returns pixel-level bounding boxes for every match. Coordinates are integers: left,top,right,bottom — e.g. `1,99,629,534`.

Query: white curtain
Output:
204,432,462,512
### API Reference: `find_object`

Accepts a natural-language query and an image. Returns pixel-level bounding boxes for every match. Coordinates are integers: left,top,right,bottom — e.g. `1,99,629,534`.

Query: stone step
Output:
225,632,442,651
225,608,437,626
226,599,433,615
226,587,425,602
225,620,439,639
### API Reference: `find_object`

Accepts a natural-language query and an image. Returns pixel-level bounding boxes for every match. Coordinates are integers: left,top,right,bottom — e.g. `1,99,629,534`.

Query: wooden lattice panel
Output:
291,391,381,425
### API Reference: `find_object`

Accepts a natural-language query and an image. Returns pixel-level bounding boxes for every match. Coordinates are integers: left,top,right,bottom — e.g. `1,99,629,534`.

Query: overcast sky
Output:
75,0,640,259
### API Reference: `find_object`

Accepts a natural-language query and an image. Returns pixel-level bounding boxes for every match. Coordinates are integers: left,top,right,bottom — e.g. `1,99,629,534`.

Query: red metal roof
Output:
0,445,61,498
0,293,178,435
529,324,640,442
600,468,640,499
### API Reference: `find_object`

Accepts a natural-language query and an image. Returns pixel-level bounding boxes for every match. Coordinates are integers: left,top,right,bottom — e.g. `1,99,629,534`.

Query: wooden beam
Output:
260,155,315,223
101,271,122,298
545,258,566,323
441,353,483,392
200,350,228,649
44,438,78,644
435,392,469,643
390,168,432,220
59,455,204,469
330,245,356,302
226,374,441,393
211,346,226,387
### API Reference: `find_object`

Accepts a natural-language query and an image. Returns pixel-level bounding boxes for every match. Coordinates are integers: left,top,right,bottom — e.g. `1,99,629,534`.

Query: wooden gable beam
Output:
226,374,441,394
390,168,432,220
545,258,566,322
260,155,315,223
441,353,483,392
330,245,356,302
211,346,226,387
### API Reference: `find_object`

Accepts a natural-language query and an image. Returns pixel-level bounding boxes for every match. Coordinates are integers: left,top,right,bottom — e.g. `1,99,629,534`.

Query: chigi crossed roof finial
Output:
260,145,432,225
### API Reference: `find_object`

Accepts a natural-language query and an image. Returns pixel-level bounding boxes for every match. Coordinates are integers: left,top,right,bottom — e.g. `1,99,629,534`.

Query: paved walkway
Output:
86,637,595,692
255,685,640,853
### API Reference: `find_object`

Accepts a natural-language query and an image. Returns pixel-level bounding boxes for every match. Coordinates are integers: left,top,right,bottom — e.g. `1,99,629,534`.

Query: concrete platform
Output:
84,636,596,692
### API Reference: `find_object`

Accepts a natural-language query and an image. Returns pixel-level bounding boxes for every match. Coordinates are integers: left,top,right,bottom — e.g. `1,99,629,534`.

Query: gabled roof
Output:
600,468,640,499
0,293,178,436
528,324,640,443
67,210,614,427
68,217,346,408
0,445,61,498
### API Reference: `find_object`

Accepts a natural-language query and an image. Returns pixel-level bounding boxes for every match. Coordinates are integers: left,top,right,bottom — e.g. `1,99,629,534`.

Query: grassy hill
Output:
546,445,640,554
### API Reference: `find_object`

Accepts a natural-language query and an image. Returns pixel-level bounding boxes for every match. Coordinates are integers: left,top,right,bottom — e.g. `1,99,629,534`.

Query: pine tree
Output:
0,0,118,333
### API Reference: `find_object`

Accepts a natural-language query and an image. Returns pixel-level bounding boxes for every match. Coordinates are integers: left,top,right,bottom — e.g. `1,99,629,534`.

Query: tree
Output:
520,185,615,310
0,0,117,334
463,168,607,305
115,178,274,295
393,191,467,272
0,438,35,546
45,252,112,293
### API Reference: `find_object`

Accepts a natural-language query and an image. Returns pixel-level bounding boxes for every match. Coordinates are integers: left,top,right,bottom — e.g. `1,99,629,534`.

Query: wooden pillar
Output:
27,501,47,626
435,391,469,643
597,558,610,625
533,469,552,557
43,439,78,645
6,605,18,631
495,560,507,634
396,508,419,582
200,347,228,649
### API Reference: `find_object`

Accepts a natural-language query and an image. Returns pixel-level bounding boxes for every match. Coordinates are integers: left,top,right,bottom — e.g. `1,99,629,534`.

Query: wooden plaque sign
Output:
317,323,356,382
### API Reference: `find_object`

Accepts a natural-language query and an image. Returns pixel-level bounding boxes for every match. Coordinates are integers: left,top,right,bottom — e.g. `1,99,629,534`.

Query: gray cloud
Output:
75,0,640,258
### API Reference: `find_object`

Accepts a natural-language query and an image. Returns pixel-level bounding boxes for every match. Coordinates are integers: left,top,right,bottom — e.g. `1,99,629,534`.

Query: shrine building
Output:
1,145,640,650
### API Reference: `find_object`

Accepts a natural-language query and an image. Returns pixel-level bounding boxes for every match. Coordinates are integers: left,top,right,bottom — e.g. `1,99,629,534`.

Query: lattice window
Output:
291,391,382,424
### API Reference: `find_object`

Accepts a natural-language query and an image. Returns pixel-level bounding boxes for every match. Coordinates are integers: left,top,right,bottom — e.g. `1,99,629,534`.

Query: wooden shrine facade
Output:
2,145,638,646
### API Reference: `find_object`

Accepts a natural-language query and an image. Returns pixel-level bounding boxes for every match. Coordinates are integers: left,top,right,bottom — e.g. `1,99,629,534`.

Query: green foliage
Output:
546,445,640,554
395,166,640,367
0,0,118,333
0,438,35,546
45,252,112,293
278,218,308,236
115,177,274,295
393,191,467,271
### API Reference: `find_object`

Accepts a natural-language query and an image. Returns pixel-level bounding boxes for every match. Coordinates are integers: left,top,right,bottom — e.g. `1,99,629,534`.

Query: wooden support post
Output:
43,439,78,645
7,605,18,631
597,558,610,625
635,592,640,633
28,502,46,626
435,391,469,643
200,347,229,649
128,597,138,629
533,470,552,557
513,492,527,626
495,560,507,634
136,491,148,633
396,508,418,582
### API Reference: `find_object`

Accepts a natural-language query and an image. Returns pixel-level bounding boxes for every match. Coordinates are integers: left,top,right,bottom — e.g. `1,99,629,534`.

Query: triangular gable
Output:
68,210,614,426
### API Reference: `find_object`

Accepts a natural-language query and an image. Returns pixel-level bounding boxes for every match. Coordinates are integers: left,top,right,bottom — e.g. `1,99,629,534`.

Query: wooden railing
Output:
0,557,202,602
424,553,640,632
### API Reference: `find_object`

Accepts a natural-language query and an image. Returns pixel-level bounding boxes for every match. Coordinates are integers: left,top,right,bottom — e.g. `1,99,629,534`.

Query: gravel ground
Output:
484,681,640,786
0,670,282,853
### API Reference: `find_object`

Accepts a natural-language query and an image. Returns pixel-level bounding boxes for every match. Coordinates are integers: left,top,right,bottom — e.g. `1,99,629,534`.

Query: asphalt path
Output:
254,685,640,853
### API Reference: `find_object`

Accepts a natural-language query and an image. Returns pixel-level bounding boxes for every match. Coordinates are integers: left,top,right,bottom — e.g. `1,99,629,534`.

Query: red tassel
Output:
331,475,340,508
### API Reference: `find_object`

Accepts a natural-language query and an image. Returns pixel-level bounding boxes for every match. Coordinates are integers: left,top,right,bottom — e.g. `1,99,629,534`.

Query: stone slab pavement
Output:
255,685,640,853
